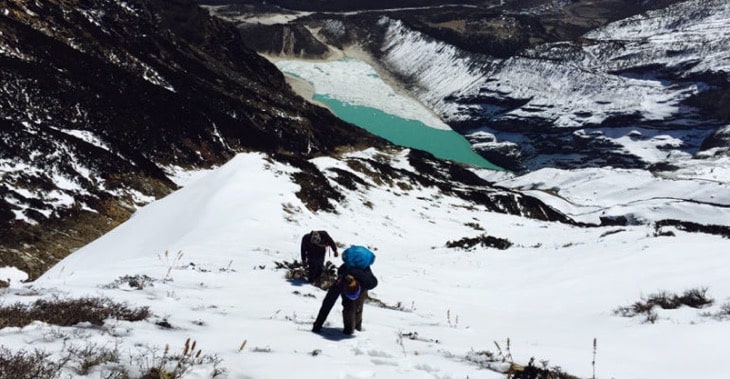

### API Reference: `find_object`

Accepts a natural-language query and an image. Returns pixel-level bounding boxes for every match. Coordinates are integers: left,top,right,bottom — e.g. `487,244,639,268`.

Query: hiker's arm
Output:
322,231,338,256
300,236,308,264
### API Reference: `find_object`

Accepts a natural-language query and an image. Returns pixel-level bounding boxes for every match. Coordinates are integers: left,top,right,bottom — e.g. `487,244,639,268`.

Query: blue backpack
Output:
342,245,375,269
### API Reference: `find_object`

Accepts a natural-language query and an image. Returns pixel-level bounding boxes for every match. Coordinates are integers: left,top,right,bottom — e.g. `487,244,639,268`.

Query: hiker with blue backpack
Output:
312,245,378,335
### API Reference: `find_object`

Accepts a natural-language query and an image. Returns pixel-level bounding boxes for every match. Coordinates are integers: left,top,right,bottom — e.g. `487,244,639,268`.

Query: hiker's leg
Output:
312,285,341,332
355,290,367,331
308,259,323,283
341,297,356,334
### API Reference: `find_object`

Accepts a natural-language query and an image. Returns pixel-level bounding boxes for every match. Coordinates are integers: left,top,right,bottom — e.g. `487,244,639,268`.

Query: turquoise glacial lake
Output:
313,94,502,170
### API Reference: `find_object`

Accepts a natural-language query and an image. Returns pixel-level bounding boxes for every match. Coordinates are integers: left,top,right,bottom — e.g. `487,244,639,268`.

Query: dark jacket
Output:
337,265,377,291
312,264,377,332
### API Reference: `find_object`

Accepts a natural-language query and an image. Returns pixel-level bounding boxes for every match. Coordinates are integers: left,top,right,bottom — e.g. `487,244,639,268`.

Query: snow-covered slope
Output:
379,0,729,126
581,0,730,77
1,149,727,378
495,161,730,225
379,18,491,121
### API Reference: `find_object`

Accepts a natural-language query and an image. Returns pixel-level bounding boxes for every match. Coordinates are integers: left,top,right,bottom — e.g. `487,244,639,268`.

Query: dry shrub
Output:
615,287,714,323
0,347,60,379
0,296,151,329
446,234,513,250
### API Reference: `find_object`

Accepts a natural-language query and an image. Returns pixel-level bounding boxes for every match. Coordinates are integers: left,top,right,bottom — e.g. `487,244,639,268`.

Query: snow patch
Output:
0,266,28,286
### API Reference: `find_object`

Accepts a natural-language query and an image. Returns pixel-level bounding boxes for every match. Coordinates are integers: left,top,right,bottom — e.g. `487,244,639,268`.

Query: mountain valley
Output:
0,1,729,378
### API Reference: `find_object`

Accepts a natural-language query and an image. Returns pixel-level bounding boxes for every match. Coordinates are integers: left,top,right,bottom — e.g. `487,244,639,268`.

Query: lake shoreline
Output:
262,45,438,124
262,46,504,170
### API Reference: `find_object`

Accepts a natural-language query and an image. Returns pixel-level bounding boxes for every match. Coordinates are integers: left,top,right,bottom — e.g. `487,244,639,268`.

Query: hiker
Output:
301,230,338,285
312,245,377,335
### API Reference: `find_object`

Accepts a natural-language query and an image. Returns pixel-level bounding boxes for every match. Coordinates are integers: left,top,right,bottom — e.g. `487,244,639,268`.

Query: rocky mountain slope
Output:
0,0,378,279
0,0,573,280
210,0,729,172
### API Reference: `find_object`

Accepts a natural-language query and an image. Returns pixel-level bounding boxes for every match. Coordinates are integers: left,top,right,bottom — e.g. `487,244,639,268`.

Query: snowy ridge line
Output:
570,197,730,219
496,164,730,225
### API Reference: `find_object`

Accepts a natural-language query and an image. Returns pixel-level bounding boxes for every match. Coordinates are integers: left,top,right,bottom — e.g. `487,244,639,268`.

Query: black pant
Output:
307,258,324,283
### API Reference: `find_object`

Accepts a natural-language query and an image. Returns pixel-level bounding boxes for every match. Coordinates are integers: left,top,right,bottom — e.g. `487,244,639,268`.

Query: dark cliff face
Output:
209,0,686,58
200,0,486,12
0,0,383,279
238,23,331,59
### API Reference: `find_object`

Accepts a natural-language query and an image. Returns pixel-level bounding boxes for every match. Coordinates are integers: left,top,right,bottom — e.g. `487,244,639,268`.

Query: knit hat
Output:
343,275,361,300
